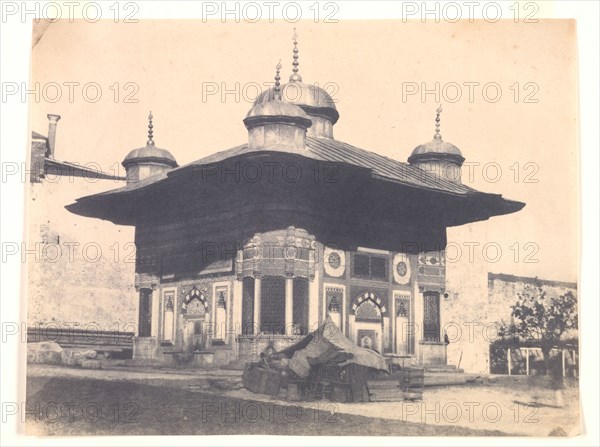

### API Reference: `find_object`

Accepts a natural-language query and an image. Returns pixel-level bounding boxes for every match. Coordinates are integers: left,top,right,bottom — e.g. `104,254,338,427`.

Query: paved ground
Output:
26,364,579,436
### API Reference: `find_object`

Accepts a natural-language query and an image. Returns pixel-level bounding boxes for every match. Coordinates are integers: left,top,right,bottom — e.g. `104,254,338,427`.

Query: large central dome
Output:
253,81,339,125
249,29,339,139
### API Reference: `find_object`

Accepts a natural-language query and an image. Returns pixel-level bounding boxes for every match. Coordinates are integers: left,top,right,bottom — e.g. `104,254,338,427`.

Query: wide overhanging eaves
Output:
65,150,525,228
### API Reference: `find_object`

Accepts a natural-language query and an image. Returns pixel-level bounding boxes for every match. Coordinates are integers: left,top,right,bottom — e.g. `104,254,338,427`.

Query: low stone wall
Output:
419,341,448,366
27,342,102,369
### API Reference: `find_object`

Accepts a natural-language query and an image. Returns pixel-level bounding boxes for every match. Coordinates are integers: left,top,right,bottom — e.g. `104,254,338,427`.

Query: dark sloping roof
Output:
45,158,125,181
180,137,476,195
30,130,125,181
32,131,48,140
66,137,525,226
305,137,475,194
89,137,480,197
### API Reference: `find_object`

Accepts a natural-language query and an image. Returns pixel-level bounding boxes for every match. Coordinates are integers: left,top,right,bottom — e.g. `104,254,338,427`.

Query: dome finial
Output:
434,105,442,140
289,28,302,82
147,111,154,145
274,59,282,99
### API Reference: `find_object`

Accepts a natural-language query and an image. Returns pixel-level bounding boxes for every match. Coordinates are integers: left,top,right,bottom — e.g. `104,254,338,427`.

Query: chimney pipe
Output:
46,114,61,158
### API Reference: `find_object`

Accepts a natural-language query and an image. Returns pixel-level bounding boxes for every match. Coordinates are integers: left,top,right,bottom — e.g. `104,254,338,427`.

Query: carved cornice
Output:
134,273,159,291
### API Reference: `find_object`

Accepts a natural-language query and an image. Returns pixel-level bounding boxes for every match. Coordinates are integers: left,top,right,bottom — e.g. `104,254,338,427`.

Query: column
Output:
391,295,396,354
151,288,159,338
308,269,320,330
414,283,424,363
232,279,243,340
134,287,140,337
253,276,261,334
341,288,346,335
285,276,293,334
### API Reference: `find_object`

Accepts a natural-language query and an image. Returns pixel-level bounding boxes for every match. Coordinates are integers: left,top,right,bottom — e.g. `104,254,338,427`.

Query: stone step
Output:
423,365,465,374
423,372,467,386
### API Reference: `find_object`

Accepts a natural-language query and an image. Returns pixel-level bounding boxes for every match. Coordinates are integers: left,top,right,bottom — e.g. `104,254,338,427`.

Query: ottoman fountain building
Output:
67,34,524,367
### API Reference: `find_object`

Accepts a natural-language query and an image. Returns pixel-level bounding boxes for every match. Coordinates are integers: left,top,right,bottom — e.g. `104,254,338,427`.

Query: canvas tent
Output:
274,316,389,378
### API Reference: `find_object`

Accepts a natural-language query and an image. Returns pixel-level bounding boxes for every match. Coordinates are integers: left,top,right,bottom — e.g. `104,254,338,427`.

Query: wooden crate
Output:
398,367,424,400
398,367,425,390
368,386,406,402
313,364,372,403
242,364,282,396
368,377,405,402
369,367,424,401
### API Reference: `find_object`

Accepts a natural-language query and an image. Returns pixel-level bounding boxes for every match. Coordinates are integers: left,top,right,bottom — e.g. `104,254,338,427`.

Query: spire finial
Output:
434,105,442,140
147,111,154,145
289,28,302,82
274,59,282,99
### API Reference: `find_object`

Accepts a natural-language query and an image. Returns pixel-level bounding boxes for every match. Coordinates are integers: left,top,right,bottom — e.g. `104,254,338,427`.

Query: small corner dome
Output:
408,106,465,166
408,139,464,164
122,144,178,168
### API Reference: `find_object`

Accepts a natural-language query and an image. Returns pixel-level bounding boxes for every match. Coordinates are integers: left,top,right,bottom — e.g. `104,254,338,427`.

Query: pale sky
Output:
30,19,579,283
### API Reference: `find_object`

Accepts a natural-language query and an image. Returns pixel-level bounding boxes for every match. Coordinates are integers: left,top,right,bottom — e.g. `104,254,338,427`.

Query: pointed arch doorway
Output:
182,288,210,352
351,292,386,354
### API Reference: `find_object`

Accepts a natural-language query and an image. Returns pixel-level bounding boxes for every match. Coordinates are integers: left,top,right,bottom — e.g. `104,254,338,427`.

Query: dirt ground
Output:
25,364,579,436
225,379,580,437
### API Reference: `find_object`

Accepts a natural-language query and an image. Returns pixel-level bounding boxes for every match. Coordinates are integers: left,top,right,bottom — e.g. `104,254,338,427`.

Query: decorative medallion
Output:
396,261,407,277
323,247,345,277
328,252,341,269
393,253,411,285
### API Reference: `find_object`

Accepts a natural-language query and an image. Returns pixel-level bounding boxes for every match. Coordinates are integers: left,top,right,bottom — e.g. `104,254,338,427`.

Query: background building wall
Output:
27,177,136,331
444,261,577,374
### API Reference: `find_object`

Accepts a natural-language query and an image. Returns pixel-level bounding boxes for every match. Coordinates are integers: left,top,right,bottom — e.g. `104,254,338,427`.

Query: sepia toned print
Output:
23,17,579,437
